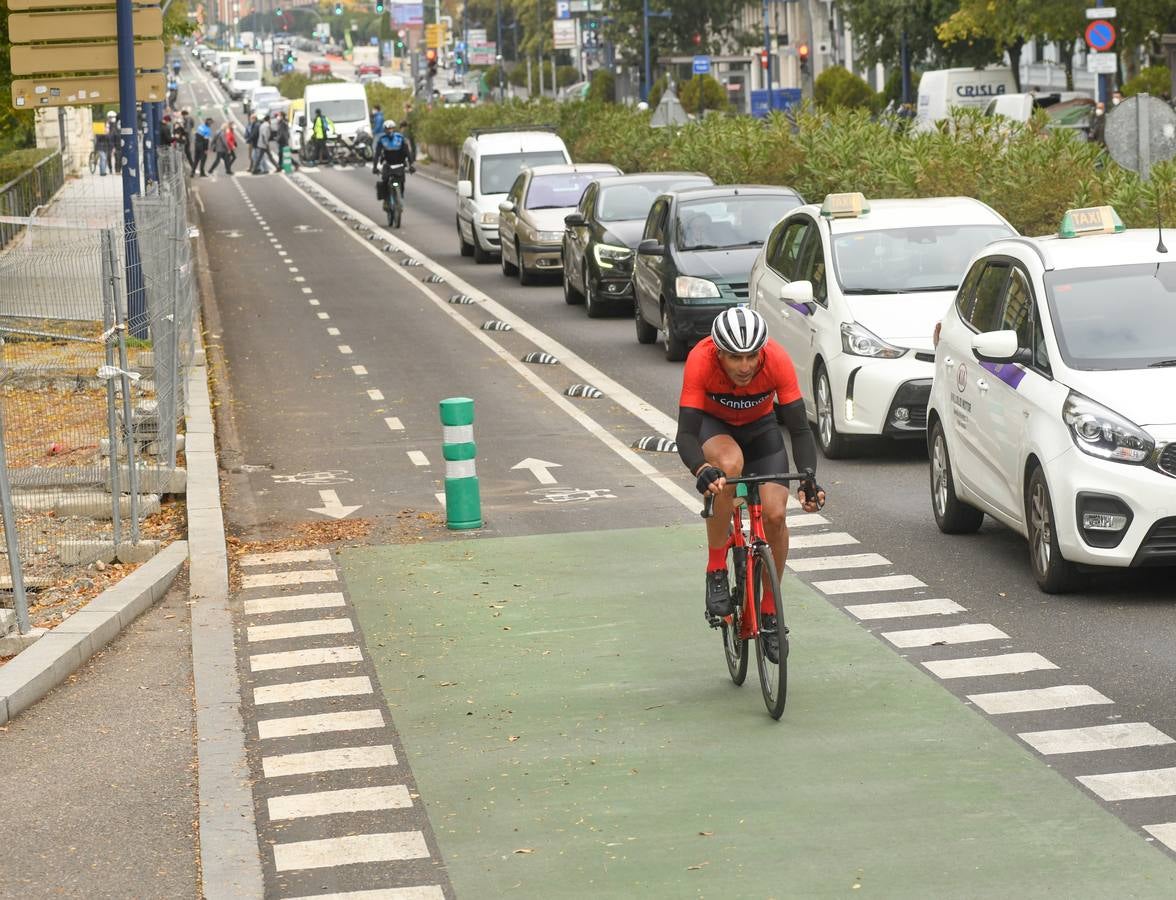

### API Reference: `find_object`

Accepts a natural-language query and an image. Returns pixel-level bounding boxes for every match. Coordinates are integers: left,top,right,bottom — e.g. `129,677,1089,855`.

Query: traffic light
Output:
454,47,464,70
692,32,701,47
797,42,810,72
273,6,281,14
759,49,769,70
426,48,438,77
375,0,384,12
286,50,295,65
333,3,342,15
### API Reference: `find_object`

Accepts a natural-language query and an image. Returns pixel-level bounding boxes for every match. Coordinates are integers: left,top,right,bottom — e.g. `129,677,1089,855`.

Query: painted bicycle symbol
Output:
272,470,355,486
529,487,617,505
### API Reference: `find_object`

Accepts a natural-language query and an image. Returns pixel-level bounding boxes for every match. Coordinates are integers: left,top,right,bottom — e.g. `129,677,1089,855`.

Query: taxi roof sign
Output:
820,192,870,218
1059,206,1125,238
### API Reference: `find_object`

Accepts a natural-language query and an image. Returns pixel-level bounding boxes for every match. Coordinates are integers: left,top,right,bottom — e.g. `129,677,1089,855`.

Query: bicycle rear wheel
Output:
752,546,788,719
392,185,403,229
721,546,748,686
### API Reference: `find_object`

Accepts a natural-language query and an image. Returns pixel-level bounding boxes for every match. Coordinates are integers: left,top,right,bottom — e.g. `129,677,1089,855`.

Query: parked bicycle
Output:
702,469,816,719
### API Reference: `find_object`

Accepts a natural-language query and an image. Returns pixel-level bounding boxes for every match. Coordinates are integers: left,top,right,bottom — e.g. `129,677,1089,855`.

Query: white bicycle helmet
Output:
711,306,768,354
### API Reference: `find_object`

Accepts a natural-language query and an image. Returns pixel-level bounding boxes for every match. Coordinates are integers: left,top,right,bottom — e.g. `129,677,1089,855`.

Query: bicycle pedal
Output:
704,611,722,629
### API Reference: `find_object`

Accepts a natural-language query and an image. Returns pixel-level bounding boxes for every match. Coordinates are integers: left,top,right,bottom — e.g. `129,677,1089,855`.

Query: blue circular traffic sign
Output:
1085,20,1116,52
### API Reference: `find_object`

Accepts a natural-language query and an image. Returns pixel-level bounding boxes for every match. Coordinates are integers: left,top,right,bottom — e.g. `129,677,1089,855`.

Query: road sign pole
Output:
1096,0,1109,108
116,0,147,337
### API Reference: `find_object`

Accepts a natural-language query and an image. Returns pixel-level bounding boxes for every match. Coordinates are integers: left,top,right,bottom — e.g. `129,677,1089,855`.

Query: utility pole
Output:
116,0,146,335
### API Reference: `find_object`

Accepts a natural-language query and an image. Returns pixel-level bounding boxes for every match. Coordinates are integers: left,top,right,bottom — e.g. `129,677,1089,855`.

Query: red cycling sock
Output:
707,546,727,572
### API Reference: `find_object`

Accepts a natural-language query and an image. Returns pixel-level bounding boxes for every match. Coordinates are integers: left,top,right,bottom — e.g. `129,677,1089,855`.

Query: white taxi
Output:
928,207,1176,592
750,193,1014,457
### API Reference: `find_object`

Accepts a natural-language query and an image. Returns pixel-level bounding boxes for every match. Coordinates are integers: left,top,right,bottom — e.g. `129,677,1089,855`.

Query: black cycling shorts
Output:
699,413,790,481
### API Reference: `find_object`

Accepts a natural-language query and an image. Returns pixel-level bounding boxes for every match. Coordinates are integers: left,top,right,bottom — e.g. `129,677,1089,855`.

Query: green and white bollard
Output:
282,145,293,174
440,397,483,530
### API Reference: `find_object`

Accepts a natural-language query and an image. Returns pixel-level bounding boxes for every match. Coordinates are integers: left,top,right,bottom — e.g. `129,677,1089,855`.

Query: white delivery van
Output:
916,67,1017,129
456,126,571,262
229,57,261,101
300,81,371,148
216,51,240,85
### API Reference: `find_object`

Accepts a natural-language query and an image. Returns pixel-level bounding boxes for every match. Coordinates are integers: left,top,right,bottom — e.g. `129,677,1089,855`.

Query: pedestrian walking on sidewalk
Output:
179,108,194,170
192,117,212,176
208,122,234,175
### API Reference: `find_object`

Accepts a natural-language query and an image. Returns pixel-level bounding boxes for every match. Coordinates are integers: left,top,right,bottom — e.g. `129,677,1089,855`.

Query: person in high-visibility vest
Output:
310,109,334,165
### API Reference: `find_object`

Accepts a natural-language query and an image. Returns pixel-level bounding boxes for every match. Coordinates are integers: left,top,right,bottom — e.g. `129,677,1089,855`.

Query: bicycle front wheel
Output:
392,187,403,229
721,546,748,686
752,546,788,719
89,151,98,174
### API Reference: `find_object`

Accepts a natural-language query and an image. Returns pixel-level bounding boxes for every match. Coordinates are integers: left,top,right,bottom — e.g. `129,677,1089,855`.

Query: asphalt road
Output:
185,45,1176,876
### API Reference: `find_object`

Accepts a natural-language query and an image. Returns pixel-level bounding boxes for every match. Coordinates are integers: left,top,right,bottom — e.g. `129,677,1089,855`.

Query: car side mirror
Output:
971,330,1022,363
457,179,473,199
498,200,515,214
637,238,665,256
779,279,814,305
564,212,586,227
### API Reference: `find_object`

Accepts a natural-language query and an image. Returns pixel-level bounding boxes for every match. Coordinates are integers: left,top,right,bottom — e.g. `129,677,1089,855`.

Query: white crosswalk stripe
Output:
247,618,354,643
1143,823,1176,852
922,652,1059,680
272,831,429,871
882,623,1008,648
966,685,1113,715
845,598,964,620
250,645,364,672
258,709,384,740
243,569,338,589
253,676,373,705
787,552,890,573
268,785,412,821
1018,722,1175,755
245,592,346,615
1079,767,1176,802
284,888,445,900
814,574,926,595
789,532,859,550
263,744,398,778
240,549,331,566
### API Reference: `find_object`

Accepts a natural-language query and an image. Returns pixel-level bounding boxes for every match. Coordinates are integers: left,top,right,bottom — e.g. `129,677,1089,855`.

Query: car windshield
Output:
1045,263,1176,370
598,179,707,222
833,224,1013,293
236,70,260,82
526,173,603,210
311,99,366,124
676,195,800,250
479,151,567,195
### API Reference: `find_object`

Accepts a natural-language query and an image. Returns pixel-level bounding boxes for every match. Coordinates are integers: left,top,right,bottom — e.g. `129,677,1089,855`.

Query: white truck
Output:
300,81,372,162
916,67,1017,128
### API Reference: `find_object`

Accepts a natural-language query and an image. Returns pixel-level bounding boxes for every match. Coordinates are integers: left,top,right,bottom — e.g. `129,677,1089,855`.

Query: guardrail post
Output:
439,397,482,530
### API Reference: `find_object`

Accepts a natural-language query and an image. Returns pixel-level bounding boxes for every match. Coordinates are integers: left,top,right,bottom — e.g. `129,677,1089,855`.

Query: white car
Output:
928,206,1176,592
749,193,1014,457
247,85,283,117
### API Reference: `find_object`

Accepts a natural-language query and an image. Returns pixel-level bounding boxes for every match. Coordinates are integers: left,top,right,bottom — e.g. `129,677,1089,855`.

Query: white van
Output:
983,90,1097,140
229,57,261,101
456,127,571,262
216,51,240,85
300,81,371,146
916,67,1017,128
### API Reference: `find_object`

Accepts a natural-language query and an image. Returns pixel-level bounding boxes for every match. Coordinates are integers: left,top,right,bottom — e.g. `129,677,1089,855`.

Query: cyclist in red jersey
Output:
676,307,825,653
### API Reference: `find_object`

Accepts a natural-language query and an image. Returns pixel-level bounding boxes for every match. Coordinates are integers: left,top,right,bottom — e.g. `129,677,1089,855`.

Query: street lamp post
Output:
642,0,670,102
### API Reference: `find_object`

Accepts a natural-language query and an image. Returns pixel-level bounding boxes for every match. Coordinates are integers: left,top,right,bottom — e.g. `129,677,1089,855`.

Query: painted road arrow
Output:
308,489,361,520
512,458,562,485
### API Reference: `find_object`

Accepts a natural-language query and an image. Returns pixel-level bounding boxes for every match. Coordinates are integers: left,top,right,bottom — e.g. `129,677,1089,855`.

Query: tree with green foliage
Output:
815,66,881,112
1122,65,1172,99
588,68,616,103
840,0,997,71
679,74,729,117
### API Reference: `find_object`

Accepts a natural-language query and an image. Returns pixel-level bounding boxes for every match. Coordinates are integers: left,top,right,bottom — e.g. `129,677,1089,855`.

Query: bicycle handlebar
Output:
700,469,814,519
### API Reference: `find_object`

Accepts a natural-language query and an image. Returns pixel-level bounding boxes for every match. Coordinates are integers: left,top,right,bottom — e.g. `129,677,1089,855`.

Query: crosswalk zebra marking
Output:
262,744,399,778
250,645,364,672
882,623,1008,648
1143,823,1176,852
787,552,891,573
268,785,412,821
845,598,964,620
283,887,445,900
814,574,926,595
240,549,331,567
242,569,338,590
789,532,859,550
247,618,354,643
922,652,1059,680
244,592,345,616
253,675,373,705
272,831,429,872
258,708,385,740
1079,767,1176,802
966,684,1114,716
1018,722,1175,756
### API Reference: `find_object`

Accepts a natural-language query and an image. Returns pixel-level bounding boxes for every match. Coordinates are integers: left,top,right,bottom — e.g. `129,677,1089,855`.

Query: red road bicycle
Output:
702,470,813,719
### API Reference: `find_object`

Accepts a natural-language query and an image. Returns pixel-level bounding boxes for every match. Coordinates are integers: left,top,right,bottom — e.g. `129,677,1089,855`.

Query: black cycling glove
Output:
800,475,825,509
695,466,725,496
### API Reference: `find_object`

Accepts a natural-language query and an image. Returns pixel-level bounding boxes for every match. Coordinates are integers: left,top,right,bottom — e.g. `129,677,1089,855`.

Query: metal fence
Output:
0,151,66,251
0,147,196,633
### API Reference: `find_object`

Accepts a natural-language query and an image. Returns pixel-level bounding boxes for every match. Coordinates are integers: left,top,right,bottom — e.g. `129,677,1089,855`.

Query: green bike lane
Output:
338,524,1176,898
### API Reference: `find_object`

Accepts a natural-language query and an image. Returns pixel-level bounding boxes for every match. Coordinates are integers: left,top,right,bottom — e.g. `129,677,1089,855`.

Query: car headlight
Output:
536,230,563,243
840,322,907,359
479,211,499,226
1062,392,1153,464
674,276,721,299
593,242,633,269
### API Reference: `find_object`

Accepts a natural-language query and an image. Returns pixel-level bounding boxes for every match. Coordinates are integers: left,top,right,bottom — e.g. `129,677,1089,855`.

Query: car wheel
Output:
930,420,984,534
458,218,473,257
1027,466,1077,593
500,240,517,276
815,365,851,459
661,305,687,361
635,300,657,344
473,231,494,264
563,261,583,305
517,242,535,285
585,267,606,318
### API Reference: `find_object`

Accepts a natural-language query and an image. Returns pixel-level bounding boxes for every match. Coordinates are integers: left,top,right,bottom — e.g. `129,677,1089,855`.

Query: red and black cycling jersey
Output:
679,336,802,426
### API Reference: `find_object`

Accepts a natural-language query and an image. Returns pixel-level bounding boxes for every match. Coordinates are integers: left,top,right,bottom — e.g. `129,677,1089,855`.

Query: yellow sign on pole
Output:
425,23,449,49
10,40,165,76
8,6,162,44
11,73,167,109
7,0,115,9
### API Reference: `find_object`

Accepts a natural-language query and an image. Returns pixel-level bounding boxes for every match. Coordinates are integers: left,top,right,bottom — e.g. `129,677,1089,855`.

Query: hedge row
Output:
0,147,57,187
415,100,1171,237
